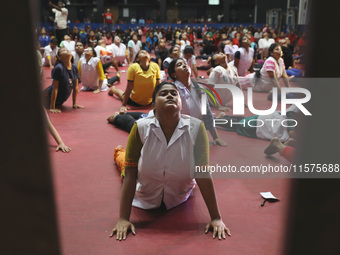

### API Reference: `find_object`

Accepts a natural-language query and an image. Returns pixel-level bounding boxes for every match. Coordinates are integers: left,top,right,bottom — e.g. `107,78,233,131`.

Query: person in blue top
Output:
43,48,84,113
39,27,51,48
145,31,157,53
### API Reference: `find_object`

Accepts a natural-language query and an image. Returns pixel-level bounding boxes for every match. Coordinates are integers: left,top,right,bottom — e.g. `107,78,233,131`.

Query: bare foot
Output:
284,138,297,147
107,112,119,123
264,137,283,155
116,145,123,149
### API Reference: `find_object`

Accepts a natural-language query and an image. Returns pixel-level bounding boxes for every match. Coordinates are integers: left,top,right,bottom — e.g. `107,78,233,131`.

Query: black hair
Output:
50,37,58,45
183,45,194,54
169,45,180,55
239,35,248,48
85,47,97,57
152,81,178,103
134,50,142,63
167,58,182,81
268,43,279,56
210,54,218,67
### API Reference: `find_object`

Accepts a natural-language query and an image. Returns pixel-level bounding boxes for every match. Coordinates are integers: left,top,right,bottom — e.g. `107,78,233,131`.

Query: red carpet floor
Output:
42,51,292,254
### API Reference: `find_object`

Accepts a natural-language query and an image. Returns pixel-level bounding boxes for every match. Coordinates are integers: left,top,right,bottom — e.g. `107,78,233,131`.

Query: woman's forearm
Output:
122,82,134,106
50,82,59,109
72,80,79,105
119,167,137,220
196,176,221,220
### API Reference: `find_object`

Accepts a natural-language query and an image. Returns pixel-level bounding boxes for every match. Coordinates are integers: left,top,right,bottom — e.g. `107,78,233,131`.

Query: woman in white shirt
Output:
60,35,75,54
208,52,240,110
78,47,108,93
258,32,275,60
127,33,142,63
252,43,290,92
110,81,231,241
232,35,255,76
223,40,238,63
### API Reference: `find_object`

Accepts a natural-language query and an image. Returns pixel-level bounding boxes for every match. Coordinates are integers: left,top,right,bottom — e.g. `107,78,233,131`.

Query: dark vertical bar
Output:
160,0,166,23
0,0,60,254
223,0,230,23
284,0,340,254
97,0,104,23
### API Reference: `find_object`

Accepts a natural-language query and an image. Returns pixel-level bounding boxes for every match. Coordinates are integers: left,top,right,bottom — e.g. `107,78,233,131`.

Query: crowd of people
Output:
37,13,306,240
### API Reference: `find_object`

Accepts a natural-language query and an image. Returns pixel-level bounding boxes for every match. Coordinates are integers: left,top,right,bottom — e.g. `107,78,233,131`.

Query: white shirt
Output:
254,31,263,41
256,112,289,142
224,44,238,62
258,38,275,58
133,115,201,210
253,56,285,92
109,43,126,57
233,47,255,76
154,31,163,40
61,40,75,53
127,40,142,62
174,80,202,121
43,45,59,66
180,39,190,55
208,65,239,105
52,8,68,29
184,55,196,72
72,52,85,67
79,57,108,91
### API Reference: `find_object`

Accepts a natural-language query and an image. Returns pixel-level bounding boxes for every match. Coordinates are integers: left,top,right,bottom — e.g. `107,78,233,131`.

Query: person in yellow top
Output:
108,50,160,114
78,47,108,93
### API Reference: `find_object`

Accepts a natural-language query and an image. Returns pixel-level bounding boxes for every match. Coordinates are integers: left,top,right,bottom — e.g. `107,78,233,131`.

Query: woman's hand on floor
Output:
205,218,231,240
93,89,101,94
110,219,136,241
213,138,228,147
120,106,129,114
73,104,84,109
56,143,71,153
50,108,61,113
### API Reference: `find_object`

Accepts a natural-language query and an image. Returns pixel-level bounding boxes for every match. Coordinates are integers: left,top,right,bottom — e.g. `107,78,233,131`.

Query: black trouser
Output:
102,62,113,73
55,28,68,45
111,112,144,133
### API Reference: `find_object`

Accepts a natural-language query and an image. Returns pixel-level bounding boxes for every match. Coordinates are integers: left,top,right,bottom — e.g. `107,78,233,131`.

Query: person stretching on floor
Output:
78,47,108,93
168,58,227,146
107,50,160,114
110,81,231,240
264,137,296,162
43,47,83,113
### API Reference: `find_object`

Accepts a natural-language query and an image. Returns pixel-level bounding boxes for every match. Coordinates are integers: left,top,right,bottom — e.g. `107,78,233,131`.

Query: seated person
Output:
43,48,83,113
110,81,231,240
183,45,198,79
197,33,215,59
95,39,114,73
109,36,130,72
60,35,76,54
128,33,142,63
108,50,160,114
163,45,180,70
208,52,240,111
78,47,108,93
72,41,85,68
42,38,59,68
155,39,169,70
145,31,157,53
